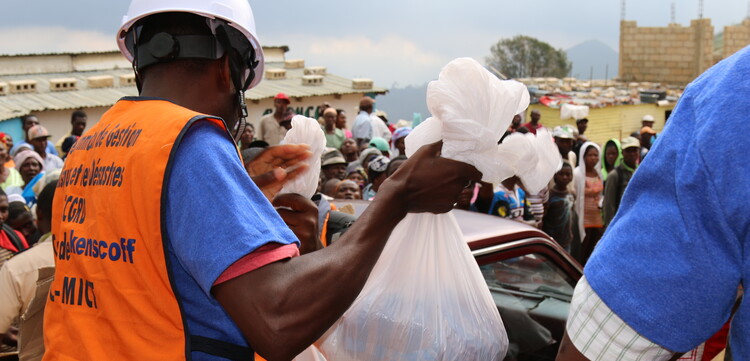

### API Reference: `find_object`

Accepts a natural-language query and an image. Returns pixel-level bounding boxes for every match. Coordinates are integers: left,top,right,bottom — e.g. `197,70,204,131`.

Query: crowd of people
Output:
0,111,87,266
1,0,746,360
246,94,660,268
0,110,87,357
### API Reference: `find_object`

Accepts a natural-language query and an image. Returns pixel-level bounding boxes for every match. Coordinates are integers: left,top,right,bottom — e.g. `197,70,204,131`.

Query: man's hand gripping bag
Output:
316,58,559,361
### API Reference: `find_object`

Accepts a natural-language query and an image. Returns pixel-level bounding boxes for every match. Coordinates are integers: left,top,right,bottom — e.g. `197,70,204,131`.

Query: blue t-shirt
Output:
585,46,750,355
165,121,300,360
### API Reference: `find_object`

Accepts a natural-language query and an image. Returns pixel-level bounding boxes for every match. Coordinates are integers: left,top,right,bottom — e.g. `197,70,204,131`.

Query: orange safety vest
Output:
43,98,251,360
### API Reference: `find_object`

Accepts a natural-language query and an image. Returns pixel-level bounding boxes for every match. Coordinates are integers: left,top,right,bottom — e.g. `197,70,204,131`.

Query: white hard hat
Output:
116,0,264,89
642,114,654,122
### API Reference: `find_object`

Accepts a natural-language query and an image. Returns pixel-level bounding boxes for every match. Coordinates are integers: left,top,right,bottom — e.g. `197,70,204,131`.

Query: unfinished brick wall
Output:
619,19,713,85
723,19,750,58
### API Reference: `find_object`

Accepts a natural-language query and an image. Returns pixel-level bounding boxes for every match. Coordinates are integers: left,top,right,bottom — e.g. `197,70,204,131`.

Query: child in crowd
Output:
7,201,38,246
542,162,576,251
476,176,535,226
0,190,29,268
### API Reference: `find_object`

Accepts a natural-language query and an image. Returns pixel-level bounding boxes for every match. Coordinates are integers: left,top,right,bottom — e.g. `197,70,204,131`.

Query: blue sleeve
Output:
46,142,58,156
165,121,300,296
585,51,750,352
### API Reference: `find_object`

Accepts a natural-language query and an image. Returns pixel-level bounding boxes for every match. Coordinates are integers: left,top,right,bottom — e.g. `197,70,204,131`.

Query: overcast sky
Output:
2,0,748,86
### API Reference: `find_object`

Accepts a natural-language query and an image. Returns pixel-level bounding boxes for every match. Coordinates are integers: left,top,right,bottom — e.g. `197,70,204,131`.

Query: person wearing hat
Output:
42,2,482,361
353,96,375,148
26,125,64,172
553,125,577,168
258,92,292,146
10,116,59,157
322,108,346,149
602,136,640,228
391,127,412,157
320,148,348,181
362,155,390,200
368,137,390,158
8,150,44,206
639,114,657,159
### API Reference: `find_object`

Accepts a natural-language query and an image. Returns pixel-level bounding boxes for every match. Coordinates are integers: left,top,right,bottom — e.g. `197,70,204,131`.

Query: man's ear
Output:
219,55,235,93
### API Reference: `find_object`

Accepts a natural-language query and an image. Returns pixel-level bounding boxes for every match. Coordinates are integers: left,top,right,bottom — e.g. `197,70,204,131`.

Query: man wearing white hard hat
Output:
42,1,480,360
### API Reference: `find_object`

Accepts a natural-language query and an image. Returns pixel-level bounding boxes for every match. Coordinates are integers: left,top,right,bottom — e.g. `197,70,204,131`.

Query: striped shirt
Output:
567,276,704,361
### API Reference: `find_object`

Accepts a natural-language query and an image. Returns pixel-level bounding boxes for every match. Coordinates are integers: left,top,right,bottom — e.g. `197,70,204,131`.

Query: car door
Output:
473,237,581,361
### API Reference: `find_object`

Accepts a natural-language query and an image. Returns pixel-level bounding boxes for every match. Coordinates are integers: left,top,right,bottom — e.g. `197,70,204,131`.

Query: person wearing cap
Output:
258,92,291,146
601,136,640,228
26,125,64,172
391,127,412,157
43,3,481,361
553,125,577,168
362,155,390,200
368,137,390,158
321,148,348,181
10,116,59,157
353,96,375,148
639,114,657,159
322,108,345,149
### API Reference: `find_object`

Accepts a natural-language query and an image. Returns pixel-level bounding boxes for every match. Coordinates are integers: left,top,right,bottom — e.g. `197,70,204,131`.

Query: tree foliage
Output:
486,35,572,79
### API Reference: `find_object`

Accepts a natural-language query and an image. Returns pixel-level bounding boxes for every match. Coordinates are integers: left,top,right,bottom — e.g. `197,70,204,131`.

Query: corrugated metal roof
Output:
0,61,386,121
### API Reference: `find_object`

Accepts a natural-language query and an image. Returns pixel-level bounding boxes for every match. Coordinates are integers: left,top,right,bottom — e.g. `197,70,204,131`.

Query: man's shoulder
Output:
2,240,54,278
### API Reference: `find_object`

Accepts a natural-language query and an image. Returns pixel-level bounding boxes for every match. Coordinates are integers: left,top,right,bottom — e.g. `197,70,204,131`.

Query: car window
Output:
480,253,575,302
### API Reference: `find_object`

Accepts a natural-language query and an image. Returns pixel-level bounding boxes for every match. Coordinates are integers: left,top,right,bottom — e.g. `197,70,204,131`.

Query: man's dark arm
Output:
213,142,481,361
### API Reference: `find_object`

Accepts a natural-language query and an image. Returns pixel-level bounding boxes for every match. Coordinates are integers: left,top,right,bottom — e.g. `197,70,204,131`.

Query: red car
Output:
332,200,582,361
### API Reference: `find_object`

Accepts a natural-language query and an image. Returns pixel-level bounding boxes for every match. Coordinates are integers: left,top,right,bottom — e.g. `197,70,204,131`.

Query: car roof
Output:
330,199,552,246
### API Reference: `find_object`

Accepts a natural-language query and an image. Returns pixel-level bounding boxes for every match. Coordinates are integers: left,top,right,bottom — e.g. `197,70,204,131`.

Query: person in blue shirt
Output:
557,42,750,361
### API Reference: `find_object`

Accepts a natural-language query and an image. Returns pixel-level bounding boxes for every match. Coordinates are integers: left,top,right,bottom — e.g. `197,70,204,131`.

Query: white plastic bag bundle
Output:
279,115,326,198
560,103,589,120
282,115,328,361
317,58,560,361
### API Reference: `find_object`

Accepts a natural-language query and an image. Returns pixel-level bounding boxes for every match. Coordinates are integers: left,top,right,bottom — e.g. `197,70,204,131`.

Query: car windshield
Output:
480,253,575,302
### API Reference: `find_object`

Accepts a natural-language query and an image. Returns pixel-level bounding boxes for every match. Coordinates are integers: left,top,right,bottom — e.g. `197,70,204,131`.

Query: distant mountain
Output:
566,40,619,80
374,83,431,125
